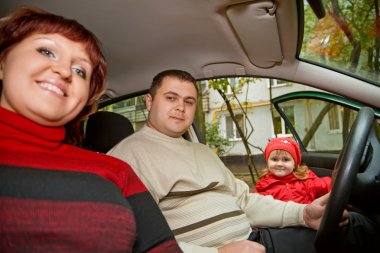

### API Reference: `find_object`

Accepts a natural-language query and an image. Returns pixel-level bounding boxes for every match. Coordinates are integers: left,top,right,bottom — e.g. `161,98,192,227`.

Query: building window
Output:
270,79,292,88
273,105,294,137
101,94,148,131
225,78,241,95
225,114,244,140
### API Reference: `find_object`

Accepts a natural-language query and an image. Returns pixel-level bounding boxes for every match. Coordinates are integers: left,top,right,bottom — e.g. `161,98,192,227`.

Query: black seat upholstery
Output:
83,111,134,153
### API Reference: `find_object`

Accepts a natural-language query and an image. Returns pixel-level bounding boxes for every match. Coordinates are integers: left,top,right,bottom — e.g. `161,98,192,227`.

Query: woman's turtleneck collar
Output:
0,106,66,152
141,124,188,145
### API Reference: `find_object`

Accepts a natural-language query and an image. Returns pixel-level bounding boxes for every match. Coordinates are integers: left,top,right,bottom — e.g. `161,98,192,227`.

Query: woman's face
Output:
0,33,93,126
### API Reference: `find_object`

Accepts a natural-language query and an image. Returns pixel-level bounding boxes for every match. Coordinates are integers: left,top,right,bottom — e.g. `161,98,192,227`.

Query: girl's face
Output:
267,149,295,177
0,33,93,127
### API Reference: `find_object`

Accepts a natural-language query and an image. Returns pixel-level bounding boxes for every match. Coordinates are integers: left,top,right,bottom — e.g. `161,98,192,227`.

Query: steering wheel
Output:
314,107,375,251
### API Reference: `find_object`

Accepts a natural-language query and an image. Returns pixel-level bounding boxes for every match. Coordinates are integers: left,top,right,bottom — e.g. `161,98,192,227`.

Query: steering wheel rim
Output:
314,107,374,251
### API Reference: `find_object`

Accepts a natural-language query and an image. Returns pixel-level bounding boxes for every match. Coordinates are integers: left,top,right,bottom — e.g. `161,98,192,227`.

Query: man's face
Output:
146,76,197,138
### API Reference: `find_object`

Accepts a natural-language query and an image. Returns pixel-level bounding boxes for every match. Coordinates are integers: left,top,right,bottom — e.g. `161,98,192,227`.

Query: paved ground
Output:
233,173,256,190
219,155,265,190
226,163,262,190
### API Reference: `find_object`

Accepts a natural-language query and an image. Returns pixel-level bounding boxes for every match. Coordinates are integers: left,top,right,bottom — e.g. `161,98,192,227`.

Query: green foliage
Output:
206,77,257,156
208,77,255,94
205,118,232,156
207,77,261,183
208,78,230,92
303,0,379,79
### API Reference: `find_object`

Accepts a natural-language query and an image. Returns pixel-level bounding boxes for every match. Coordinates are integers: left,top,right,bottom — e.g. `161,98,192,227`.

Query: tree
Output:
204,117,232,156
208,78,262,184
305,0,378,75
302,103,334,146
194,81,207,139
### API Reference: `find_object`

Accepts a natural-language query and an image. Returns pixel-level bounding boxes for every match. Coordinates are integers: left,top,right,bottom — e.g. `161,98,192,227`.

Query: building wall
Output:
204,78,322,156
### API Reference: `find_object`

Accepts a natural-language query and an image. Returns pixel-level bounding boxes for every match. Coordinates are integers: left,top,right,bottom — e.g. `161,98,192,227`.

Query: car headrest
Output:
83,111,134,153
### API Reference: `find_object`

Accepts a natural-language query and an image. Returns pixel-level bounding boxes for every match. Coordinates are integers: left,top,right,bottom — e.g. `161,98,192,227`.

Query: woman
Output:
0,7,181,252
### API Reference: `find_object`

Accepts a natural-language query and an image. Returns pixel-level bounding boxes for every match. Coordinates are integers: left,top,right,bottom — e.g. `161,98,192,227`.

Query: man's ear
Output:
145,93,153,111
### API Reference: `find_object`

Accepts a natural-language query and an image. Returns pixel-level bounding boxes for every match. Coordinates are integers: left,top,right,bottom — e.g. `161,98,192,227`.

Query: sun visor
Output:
226,1,283,68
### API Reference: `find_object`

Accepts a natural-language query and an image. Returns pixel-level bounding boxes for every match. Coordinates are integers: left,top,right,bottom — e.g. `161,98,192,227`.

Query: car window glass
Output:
276,98,358,152
301,0,380,87
101,95,148,132
99,78,370,155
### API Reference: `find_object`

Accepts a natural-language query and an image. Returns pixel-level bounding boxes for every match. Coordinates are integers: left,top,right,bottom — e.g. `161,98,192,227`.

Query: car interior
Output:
83,111,135,153
1,0,380,251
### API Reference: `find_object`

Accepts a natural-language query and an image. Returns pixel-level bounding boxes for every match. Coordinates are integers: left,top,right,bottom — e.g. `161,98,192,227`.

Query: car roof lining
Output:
2,0,380,109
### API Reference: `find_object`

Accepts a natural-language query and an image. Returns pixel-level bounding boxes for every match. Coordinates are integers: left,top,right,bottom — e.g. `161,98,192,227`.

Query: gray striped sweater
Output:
109,125,306,253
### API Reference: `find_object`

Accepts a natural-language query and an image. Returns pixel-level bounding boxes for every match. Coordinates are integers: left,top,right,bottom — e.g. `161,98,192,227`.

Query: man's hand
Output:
304,192,329,229
304,192,349,230
218,240,265,253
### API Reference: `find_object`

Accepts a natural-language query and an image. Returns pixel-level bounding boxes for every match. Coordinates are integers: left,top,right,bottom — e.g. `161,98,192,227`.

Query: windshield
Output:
301,0,380,86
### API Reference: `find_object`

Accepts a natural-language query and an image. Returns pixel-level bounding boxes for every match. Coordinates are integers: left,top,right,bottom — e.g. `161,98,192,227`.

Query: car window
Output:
99,78,378,155
101,95,148,132
98,76,379,188
272,91,380,153
275,98,357,152
301,0,380,87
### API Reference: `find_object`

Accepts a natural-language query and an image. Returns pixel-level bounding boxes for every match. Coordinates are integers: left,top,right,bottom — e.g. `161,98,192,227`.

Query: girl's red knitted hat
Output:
264,137,302,165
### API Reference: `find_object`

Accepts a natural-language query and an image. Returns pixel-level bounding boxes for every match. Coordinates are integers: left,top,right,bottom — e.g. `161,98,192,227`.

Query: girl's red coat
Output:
254,170,331,204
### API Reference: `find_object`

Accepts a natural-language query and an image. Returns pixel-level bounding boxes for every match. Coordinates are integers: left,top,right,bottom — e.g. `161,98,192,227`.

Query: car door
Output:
272,91,380,177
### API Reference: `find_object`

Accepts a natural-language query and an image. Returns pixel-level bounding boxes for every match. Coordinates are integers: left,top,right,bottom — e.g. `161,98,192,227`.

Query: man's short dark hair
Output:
149,69,198,97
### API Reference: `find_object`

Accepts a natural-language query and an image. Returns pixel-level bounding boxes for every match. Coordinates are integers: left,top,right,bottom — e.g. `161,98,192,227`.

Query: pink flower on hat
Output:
264,137,302,165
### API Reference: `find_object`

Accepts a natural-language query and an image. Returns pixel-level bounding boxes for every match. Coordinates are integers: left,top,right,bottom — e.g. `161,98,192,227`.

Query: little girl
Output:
254,137,331,204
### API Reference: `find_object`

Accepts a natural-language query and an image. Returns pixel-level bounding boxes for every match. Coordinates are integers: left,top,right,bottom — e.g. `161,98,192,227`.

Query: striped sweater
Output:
108,125,307,253
0,107,182,253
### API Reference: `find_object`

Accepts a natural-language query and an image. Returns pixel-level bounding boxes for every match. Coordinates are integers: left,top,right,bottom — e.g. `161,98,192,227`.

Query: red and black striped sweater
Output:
0,106,182,253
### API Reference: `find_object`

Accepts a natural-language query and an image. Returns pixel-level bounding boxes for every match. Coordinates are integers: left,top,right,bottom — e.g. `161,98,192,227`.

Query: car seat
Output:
83,111,134,153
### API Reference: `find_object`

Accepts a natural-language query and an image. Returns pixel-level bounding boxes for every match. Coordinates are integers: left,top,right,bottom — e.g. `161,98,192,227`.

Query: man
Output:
107,70,339,253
